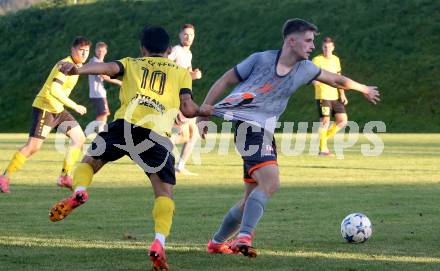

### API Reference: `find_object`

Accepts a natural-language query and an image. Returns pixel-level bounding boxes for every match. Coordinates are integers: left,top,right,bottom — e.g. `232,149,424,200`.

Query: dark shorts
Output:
29,107,79,139
90,98,110,116
88,119,176,185
316,99,346,117
234,121,277,183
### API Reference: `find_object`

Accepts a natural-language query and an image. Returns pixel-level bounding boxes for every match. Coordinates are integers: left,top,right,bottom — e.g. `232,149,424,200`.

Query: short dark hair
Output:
322,36,334,45
180,23,195,32
72,36,91,47
282,18,318,38
140,26,170,54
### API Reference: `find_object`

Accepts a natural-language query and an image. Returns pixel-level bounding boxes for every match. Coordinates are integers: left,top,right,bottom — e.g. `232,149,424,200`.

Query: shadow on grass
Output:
1,242,439,271
1,184,440,271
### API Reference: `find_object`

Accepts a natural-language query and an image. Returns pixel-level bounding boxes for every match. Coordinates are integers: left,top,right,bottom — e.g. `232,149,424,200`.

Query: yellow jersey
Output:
32,56,80,113
312,54,341,100
113,56,192,137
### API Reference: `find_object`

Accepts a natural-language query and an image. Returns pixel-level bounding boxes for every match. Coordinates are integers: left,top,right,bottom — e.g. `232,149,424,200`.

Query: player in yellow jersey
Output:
312,37,348,156
0,37,91,193
48,26,212,271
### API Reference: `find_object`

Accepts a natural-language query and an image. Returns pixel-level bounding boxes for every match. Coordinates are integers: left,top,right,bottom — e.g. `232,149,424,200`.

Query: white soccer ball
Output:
340,213,372,243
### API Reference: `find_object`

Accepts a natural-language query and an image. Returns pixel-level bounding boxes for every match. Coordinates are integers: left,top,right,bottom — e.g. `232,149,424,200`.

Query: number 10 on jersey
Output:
141,67,167,95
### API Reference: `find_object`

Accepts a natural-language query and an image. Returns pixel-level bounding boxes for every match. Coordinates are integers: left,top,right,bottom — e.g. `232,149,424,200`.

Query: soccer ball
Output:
340,213,372,243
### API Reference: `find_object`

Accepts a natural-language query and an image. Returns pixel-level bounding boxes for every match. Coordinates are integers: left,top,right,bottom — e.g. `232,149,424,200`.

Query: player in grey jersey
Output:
199,18,380,257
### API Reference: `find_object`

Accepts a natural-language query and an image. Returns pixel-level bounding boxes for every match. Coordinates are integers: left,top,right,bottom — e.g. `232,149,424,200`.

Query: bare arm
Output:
179,94,199,118
202,68,240,105
338,88,348,105
316,69,380,104
101,75,122,86
195,68,240,139
59,62,120,77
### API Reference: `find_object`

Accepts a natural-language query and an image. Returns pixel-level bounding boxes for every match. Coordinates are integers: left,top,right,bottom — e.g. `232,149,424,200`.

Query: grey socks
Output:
212,205,243,243
239,189,268,236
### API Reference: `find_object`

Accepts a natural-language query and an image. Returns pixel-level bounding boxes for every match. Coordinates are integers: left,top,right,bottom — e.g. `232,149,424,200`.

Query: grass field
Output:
0,133,440,271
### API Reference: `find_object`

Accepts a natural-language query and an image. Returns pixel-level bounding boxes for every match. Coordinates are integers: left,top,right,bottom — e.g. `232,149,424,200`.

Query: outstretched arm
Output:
179,94,199,118
196,68,240,139
59,62,120,77
179,93,213,118
202,68,240,105
316,69,380,104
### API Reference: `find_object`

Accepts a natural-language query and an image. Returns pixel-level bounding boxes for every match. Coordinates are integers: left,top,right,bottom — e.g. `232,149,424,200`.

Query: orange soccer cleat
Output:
149,239,169,270
207,239,236,254
229,235,257,258
0,175,10,193
49,190,88,222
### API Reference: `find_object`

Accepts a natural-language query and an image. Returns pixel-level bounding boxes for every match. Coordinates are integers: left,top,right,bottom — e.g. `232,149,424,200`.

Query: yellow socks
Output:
3,151,27,178
152,196,175,237
318,127,328,152
326,123,341,139
61,146,82,176
72,162,94,190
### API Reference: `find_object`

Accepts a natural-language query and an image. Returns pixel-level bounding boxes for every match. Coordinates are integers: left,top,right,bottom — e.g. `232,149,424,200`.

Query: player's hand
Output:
191,68,202,80
197,103,213,117
196,116,210,140
59,62,79,75
74,105,87,115
174,112,187,126
363,86,380,105
340,94,349,105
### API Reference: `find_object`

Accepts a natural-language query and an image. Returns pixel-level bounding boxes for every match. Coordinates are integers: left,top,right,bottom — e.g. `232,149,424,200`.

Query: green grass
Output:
0,133,440,270
0,0,439,132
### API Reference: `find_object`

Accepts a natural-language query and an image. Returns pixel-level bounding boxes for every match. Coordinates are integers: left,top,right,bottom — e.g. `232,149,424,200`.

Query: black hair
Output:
140,26,170,54
72,36,91,47
282,18,318,38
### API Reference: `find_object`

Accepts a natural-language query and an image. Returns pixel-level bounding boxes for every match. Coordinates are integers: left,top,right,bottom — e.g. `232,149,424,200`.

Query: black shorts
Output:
234,121,277,183
90,98,110,116
88,119,176,185
316,99,346,117
29,107,79,139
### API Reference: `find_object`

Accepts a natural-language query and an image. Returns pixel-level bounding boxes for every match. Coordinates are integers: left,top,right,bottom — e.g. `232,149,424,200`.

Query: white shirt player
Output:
88,56,107,98
168,45,192,70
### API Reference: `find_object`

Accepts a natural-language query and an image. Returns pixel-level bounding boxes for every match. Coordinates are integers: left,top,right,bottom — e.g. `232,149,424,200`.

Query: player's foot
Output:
207,239,236,254
0,175,10,193
175,167,198,176
57,175,73,190
149,239,169,271
49,190,89,222
230,235,257,258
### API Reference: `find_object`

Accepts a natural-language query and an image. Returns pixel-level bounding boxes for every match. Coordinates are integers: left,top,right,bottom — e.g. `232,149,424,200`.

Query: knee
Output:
268,180,280,196
21,144,41,156
158,190,173,199
338,120,348,128
321,118,330,127
73,133,86,147
154,183,174,199
259,179,280,197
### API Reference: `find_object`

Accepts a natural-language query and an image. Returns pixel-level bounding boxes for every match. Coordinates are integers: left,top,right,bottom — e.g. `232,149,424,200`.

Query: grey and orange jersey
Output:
213,50,321,133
